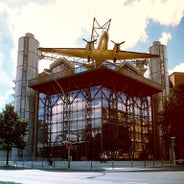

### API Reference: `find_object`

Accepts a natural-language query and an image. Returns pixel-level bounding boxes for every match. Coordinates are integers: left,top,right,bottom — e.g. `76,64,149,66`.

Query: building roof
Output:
29,65,162,97
169,72,184,87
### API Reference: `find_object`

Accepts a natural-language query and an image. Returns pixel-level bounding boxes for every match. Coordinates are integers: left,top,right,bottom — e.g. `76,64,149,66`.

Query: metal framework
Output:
90,17,111,42
29,19,162,160
30,63,161,160
36,86,152,160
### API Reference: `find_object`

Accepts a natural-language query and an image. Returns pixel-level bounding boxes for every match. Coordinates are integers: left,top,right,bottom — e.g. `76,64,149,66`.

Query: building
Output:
148,41,169,158
29,57,162,160
13,20,169,160
170,72,184,87
169,72,184,159
14,33,39,158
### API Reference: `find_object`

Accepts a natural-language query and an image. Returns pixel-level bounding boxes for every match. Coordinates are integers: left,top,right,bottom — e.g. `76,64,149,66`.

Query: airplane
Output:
38,30,159,63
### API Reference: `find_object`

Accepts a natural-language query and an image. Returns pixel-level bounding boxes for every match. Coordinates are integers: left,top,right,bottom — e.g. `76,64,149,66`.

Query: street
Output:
0,169,184,184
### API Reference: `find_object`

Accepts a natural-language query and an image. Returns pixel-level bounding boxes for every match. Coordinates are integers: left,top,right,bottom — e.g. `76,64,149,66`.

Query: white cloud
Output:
0,0,184,111
0,68,14,111
146,0,184,26
169,63,184,75
6,0,184,50
159,32,172,46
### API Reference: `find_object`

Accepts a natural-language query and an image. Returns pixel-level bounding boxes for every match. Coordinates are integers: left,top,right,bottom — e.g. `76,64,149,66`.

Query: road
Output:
0,169,184,184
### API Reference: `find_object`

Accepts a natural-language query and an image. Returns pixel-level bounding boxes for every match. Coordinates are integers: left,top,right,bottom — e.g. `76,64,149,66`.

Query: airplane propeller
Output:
82,38,97,62
111,40,125,62
111,40,125,51
82,38,97,47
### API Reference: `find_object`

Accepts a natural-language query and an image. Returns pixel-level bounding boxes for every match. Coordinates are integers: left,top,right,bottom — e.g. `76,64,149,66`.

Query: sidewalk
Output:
6,160,184,172
58,161,184,172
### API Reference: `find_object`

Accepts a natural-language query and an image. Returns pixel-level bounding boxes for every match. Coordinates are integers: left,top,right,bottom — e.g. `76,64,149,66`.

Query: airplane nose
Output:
102,31,108,39
97,30,109,50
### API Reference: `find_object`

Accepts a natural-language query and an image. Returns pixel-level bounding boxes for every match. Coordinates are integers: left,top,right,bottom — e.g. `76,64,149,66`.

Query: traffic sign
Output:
66,142,72,149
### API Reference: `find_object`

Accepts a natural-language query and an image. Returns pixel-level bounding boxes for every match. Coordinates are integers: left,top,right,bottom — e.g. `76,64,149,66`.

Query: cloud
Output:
6,0,184,50
0,68,14,110
0,4,16,111
0,48,14,110
1,0,53,8
144,0,184,26
169,63,184,75
0,0,184,111
159,32,172,45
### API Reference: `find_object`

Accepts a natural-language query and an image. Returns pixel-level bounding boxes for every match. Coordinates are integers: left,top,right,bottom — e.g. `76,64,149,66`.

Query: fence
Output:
0,157,172,170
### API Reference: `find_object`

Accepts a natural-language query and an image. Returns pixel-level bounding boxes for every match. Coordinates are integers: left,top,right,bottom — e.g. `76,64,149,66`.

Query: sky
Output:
0,0,184,111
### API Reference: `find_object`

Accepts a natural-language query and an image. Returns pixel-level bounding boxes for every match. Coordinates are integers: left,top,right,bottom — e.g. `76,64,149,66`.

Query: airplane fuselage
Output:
97,31,109,50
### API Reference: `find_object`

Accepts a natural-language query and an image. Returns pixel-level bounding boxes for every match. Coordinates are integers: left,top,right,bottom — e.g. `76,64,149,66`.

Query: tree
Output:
0,104,28,165
160,83,184,158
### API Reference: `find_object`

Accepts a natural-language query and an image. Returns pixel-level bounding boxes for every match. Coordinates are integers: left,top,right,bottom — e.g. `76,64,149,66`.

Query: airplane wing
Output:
38,48,88,58
88,49,158,61
110,50,159,60
38,47,159,61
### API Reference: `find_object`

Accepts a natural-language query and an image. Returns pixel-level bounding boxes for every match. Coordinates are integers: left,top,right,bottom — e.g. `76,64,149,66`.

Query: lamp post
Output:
170,137,176,166
43,71,71,168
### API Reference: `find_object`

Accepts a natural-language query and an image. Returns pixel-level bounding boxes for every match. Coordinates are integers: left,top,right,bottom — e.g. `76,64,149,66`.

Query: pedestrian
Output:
48,154,53,166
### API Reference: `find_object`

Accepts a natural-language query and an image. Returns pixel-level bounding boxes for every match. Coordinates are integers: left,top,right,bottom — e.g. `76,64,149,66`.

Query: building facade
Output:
14,33,39,158
169,72,184,159
12,32,167,160
148,41,169,158
29,58,162,160
170,72,184,87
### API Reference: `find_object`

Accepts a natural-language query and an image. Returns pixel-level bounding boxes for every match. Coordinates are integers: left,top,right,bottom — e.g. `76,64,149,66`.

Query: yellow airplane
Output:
38,31,158,63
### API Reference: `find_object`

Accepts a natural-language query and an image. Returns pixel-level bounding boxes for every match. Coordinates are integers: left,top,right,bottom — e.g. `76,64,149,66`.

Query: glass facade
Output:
37,86,152,160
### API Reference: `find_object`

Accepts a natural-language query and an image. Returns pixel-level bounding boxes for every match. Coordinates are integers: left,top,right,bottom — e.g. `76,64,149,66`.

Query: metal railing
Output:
0,157,172,170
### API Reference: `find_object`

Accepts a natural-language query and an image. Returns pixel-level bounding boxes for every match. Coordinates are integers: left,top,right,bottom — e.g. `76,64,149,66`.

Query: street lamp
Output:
43,71,71,168
170,137,176,165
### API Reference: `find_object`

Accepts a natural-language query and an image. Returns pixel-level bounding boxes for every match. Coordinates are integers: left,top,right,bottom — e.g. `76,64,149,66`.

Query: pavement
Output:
1,167,184,184
1,160,184,172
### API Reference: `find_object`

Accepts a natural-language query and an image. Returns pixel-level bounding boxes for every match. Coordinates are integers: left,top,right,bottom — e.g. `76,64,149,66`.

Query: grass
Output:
0,163,25,170
0,164,15,168
0,182,22,184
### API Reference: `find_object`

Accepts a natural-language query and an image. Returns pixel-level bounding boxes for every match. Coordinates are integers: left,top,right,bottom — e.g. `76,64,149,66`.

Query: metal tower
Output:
14,33,40,158
148,41,169,158
90,18,111,44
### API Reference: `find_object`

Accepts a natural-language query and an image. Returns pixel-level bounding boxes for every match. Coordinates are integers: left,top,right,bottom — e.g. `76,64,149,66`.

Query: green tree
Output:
161,83,184,158
0,104,27,165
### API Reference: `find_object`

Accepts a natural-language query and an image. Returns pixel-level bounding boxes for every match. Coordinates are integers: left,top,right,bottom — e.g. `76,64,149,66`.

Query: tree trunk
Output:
6,148,9,166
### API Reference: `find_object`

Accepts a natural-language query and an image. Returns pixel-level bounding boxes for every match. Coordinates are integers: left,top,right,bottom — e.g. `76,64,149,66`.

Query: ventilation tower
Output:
148,41,169,158
14,33,40,158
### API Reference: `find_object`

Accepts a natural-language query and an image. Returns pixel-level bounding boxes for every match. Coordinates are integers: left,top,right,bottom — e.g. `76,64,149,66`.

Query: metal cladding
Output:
148,41,169,105
14,33,39,157
148,41,169,158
